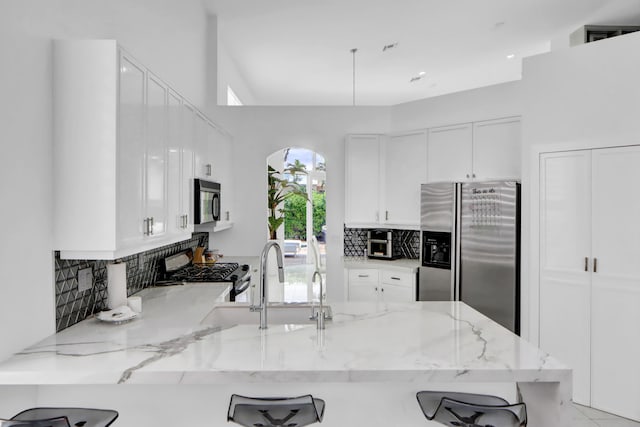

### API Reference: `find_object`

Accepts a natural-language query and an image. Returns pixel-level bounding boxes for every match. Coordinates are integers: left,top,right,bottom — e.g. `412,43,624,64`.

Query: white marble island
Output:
0,283,571,426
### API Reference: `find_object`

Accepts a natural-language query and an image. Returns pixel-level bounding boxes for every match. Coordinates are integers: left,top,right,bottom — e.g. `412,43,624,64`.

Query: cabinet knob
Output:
472,173,476,178
466,174,470,178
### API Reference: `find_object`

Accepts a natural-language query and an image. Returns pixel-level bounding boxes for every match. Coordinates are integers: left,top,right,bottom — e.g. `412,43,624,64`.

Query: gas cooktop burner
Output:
169,262,240,282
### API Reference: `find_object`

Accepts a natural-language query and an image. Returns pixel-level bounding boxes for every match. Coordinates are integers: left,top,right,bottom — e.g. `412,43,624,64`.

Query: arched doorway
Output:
267,147,326,302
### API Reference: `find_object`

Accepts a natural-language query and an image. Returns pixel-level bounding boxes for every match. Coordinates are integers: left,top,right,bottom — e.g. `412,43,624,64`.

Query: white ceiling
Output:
205,0,640,106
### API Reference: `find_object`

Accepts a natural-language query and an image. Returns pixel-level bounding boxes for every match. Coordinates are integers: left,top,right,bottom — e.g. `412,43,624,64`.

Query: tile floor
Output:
572,404,640,427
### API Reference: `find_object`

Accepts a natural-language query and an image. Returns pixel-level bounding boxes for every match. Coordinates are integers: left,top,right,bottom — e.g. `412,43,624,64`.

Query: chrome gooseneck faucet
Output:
312,270,326,330
251,240,285,329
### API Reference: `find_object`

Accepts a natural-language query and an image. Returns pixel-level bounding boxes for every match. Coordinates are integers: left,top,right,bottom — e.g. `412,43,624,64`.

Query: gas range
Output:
160,250,251,302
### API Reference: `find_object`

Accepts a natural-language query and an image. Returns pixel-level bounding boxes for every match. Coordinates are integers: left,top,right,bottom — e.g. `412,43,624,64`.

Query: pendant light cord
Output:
351,48,358,106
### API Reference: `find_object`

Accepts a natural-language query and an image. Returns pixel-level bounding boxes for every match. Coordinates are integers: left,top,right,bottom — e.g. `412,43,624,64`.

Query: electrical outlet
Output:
78,267,93,292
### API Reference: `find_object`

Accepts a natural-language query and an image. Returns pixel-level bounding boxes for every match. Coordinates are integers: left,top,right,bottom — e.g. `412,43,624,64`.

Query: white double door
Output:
540,146,640,421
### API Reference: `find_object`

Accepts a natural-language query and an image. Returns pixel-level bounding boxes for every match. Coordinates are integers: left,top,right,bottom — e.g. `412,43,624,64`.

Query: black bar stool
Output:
9,408,118,427
416,391,527,427
1,417,70,427
228,394,325,427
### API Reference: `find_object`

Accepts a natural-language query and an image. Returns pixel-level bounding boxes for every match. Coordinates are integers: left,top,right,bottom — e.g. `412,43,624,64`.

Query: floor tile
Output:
594,420,640,427
576,404,624,420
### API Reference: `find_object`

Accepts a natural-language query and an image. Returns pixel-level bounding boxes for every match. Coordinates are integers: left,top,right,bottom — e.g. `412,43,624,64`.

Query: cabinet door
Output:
207,122,220,181
345,135,380,226
146,74,168,237
348,269,379,301
539,150,592,406
167,90,183,235
383,132,427,226
427,124,472,182
380,282,413,302
117,54,146,247
215,131,233,229
182,103,196,230
194,112,210,179
473,117,521,180
590,146,640,421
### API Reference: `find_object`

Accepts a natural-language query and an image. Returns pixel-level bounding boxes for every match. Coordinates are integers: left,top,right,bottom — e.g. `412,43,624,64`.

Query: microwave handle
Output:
212,193,221,221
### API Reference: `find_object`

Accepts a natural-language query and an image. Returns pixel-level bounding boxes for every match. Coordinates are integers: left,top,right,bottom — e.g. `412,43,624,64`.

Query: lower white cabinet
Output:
347,268,416,302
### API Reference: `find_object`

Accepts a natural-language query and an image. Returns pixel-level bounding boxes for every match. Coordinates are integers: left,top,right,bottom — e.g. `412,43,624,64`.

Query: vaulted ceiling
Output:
205,0,640,105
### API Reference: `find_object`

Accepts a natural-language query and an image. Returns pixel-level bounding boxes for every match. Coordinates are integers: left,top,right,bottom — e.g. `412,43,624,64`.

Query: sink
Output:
201,303,332,328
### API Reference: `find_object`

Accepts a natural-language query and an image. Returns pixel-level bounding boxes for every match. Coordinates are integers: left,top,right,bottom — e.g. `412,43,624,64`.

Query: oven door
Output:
194,179,221,224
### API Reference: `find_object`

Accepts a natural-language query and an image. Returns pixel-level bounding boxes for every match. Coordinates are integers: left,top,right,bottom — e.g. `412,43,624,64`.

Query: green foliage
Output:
267,163,308,239
284,191,326,240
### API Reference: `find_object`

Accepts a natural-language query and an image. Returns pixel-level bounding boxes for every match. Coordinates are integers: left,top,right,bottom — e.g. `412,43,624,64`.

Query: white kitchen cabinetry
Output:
426,117,521,183
427,123,473,182
53,40,227,259
382,131,428,226
167,92,194,237
472,117,521,180
347,268,416,302
345,133,427,228
345,135,381,227
539,146,640,421
212,130,234,231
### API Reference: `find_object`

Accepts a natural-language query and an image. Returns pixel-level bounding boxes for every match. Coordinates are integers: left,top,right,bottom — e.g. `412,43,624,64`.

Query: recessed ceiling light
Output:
506,54,516,60
419,71,426,76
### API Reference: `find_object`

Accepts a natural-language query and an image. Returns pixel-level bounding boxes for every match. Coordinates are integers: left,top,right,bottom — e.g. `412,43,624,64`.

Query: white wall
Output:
522,31,640,343
217,36,258,106
0,0,208,361
390,81,524,133
208,106,391,301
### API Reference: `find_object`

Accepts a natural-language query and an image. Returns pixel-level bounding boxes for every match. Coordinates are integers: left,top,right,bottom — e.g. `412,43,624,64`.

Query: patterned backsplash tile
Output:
344,226,419,259
54,233,208,332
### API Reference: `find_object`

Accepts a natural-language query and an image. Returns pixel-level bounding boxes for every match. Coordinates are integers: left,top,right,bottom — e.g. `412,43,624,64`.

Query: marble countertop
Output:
0,283,569,385
343,256,420,272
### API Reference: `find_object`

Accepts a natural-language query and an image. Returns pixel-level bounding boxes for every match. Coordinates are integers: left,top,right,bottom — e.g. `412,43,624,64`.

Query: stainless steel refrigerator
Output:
418,181,521,334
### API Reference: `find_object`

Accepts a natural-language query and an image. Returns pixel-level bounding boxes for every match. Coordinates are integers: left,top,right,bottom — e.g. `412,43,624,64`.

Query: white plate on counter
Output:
96,306,138,324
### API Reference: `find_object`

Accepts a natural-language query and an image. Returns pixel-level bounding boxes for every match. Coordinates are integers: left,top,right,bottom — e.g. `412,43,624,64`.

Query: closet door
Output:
539,150,592,406
590,146,640,421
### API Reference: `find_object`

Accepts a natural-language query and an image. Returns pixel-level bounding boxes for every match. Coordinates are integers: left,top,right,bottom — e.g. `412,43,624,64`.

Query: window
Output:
227,85,243,106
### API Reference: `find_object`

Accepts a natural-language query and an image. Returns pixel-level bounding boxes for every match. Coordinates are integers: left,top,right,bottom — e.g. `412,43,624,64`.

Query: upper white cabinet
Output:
345,135,381,227
539,146,640,421
345,133,427,228
382,131,428,226
472,117,521,180
53,40,230,259
427,123,473,182
426,117,521,183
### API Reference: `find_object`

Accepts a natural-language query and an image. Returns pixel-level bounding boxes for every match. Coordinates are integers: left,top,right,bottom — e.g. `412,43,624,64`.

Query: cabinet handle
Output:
185,214,188,228
358,274,369,278
380,288,384,292
584,257,589,272
374,287,378,291
593,257,598,273
226,211,230,221
375,211,379,222
391,276,400,280
144,218,150,236
150,217,154,235
472,173,476,178
466,174,470,178
385,211,389,221
206,164,212,176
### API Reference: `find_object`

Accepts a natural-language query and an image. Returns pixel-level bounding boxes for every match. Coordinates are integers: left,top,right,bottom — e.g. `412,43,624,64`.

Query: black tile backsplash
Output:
343,226,419,259
54,233,208,332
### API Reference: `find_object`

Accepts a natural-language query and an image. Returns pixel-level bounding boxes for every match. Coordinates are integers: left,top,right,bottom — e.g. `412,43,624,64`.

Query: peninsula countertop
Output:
0,282,569,387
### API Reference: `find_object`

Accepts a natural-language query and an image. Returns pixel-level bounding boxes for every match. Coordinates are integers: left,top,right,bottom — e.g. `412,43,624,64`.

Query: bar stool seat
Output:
416,391,527,427
1,417,70,427
228,394,325,427
10,408,118,427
